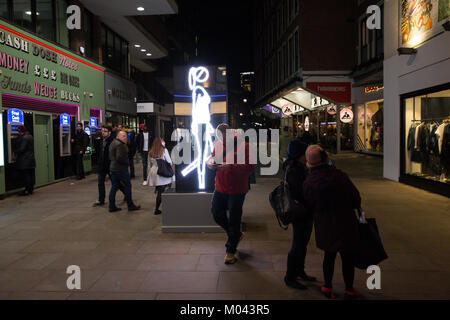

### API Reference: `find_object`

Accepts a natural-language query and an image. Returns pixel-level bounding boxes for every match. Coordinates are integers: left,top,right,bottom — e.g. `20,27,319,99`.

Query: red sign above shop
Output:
306,82,351,104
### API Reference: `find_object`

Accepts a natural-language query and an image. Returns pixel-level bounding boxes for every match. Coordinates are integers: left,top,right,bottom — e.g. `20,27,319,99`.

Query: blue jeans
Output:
109,170,134,210
211,191,246,254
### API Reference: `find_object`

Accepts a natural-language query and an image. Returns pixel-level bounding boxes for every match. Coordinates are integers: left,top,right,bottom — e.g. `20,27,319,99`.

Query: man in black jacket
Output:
136,124,152,185
109,131,141,212
282,139,316,290
93,126,125,206
71,122,89,179
14,125,36,195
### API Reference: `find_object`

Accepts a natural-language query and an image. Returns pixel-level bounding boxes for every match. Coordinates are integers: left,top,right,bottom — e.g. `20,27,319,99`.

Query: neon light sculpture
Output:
181,66,215,189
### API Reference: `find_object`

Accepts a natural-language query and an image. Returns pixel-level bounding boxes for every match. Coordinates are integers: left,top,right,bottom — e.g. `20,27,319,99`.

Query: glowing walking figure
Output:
181,66,215,189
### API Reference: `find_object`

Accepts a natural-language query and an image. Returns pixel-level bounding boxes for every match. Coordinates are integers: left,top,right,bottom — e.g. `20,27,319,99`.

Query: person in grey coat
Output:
14,125,36,195
108,131,141,213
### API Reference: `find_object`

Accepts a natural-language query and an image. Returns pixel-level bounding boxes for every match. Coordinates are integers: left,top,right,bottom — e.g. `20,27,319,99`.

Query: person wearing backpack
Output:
147,137,175,215
282,139,316,290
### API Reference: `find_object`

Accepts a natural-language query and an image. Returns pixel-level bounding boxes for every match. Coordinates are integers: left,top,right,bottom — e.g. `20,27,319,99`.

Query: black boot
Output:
296,247,317,282
285,255,307,290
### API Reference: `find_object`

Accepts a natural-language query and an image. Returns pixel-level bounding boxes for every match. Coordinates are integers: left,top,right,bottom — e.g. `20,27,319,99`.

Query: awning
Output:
260,80,338,117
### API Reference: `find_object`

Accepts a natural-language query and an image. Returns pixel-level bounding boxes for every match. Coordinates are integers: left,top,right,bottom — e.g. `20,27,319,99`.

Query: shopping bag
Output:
355,210,388,269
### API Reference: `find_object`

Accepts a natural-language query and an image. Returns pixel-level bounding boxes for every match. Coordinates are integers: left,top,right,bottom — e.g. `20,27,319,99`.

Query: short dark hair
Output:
102,125,112,132
17,125,27,133
76,122,83,127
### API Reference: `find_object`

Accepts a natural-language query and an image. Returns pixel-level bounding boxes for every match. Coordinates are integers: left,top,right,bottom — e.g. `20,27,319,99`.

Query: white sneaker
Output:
142,180,148,186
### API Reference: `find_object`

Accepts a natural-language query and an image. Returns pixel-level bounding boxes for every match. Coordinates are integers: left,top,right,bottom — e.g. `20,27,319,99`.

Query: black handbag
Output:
156,158,174,178
355,209,388,269
269,165,308,230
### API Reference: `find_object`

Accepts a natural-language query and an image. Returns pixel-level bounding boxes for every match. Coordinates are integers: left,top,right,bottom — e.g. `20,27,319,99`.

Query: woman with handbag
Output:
148,138,175,215
303,145,361,299
283,139,317,290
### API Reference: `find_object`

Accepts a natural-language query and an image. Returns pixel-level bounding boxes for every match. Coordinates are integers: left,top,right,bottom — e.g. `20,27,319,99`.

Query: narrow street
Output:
0,154,448,300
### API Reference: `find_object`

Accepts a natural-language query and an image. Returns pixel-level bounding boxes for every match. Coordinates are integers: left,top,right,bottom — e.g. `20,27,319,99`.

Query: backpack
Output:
269,165,308,230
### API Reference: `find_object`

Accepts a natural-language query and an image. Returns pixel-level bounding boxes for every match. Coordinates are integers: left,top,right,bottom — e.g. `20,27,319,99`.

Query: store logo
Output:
327,105,337,115
7,108,24,125
60,113,70,126
340,107,354,123
89,117,97,128
365,86,384,93
66,5,81,30
367,5,381,30
282,104,293,116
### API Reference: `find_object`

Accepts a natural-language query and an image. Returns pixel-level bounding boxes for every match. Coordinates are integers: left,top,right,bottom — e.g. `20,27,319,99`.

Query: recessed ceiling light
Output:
137,7,145,11
140,49,146,52
134,44,141,48
25,11,32,15
146,53,152,56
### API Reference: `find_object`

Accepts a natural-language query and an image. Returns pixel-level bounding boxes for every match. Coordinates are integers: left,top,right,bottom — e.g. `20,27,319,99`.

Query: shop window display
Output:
357,101,384,154
404,89,450,184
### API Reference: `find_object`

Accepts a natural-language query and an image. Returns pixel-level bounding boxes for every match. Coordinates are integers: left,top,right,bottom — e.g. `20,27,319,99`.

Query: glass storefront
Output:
357,100,384,154
402,87,450,186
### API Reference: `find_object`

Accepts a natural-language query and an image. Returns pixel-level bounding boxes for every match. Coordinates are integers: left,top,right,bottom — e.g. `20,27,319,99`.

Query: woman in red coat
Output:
303,145,361,299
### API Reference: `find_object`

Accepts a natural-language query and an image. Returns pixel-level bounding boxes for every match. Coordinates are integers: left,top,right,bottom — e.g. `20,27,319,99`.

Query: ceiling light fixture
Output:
137,7,145,11
134,44,141,48
146,53,152,56
140,49,146,52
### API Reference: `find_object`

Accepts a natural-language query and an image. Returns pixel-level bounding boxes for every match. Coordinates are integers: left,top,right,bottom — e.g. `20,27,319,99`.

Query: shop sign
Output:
365,86,384,93
272,106,280,114
327,105,337,115
400,0,449,48
7,108,24,124
0,21,104,109
306,82,351,104
340,107,354,123
304,116,310,131
282,104,293,116
89,117,97,128
311,96,330,108
137,102,154,113
60,113,70,126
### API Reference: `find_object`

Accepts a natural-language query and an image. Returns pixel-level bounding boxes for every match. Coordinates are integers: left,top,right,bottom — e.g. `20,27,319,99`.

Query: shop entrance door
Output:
34,114,52,186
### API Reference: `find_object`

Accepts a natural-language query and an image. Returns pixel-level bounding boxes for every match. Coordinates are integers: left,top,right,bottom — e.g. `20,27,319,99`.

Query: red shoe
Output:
321,286,335,299
344,288,360,299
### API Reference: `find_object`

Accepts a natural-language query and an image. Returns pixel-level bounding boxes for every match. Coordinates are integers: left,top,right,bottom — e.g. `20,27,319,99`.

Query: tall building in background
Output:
253,0,357,154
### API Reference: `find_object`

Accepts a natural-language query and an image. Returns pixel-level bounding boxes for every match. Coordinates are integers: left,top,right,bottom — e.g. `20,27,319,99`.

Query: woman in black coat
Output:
14,125,36,195
303,145,361,299
283,140,316,290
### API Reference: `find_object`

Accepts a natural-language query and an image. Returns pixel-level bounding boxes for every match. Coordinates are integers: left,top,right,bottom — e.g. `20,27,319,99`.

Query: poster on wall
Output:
400,0,449,48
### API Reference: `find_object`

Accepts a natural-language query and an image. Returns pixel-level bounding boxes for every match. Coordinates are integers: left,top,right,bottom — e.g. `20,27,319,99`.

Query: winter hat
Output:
306,144,327,168
287,139,308,160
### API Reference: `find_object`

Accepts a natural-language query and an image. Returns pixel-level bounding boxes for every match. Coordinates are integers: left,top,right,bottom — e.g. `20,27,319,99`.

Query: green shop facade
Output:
0,20,105,196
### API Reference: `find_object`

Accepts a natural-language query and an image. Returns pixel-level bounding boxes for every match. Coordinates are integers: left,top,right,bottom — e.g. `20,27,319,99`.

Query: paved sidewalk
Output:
0,153,449,300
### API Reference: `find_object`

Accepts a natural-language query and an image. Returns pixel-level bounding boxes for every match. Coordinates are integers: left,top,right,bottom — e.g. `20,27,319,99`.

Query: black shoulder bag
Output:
269,165,308,230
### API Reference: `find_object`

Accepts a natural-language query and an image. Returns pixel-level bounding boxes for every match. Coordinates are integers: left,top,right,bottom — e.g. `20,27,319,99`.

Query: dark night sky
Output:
177,0,254,88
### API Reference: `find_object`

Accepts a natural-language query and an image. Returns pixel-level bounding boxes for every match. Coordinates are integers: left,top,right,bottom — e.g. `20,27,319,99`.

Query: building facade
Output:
0,0,178,196
253,0,358,154
384,0,450,197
